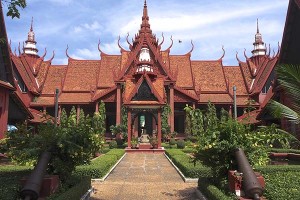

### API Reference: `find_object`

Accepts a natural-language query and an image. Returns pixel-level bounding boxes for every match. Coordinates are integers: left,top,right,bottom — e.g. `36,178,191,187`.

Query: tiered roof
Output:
9,0,281,119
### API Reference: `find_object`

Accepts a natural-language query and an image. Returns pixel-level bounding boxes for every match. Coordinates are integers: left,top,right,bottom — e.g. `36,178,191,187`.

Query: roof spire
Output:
140,0,151,34
251,18,266,57
256,18,259,33
30,17,33,31
24,17,38,56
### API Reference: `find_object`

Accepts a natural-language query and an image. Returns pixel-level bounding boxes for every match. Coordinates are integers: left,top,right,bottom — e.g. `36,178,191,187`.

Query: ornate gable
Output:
115,1,175,82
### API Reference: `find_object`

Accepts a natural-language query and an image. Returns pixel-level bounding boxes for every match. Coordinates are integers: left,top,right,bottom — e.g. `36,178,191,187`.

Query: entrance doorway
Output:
138,112,153,137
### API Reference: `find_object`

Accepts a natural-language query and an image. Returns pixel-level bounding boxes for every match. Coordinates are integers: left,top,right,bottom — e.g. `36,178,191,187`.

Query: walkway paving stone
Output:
91,153,199,200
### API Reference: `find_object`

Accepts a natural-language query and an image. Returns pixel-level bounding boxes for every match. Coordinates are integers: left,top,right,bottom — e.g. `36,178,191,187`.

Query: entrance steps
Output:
125,146,165,153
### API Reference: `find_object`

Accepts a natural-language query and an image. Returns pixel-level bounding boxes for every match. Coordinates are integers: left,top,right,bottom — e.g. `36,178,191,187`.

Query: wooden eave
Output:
174,86,199,101
92,86,117,101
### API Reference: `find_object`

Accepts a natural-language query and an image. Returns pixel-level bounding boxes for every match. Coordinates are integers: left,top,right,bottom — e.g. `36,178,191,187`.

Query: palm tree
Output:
267,64,300,124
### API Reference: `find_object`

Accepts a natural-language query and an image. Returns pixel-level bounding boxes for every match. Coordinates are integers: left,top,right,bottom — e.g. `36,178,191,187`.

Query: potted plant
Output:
131,136,139,149
150,135,158,149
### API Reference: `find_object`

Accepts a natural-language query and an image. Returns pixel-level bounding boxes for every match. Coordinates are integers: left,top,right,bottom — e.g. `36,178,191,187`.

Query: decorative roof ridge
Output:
174,85,199,101
18,55,40,92
126,33,133,50
92,85,117,101
98,39,109,57
217,45,225,61
183,40,194,56
118,35,130,53
161,36,173,53
237,61,251,93
191,59,223,63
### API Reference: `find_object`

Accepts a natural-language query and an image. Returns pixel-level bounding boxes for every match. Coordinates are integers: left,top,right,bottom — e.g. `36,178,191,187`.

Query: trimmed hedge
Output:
268,148,300,154
47,176,91,200
256,165,300,200
0,166,32,200
198,183,235,200
165,149,212,178
74,149,125,178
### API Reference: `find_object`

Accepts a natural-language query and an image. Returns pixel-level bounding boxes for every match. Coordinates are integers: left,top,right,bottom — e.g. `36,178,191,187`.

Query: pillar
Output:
158,108,162,148
43,106,46,114
192,102,196,109
169,84,174,133
0,89,9,139
95,101,99,113
76,105,80,123
127,109,131,148
116,84,121,125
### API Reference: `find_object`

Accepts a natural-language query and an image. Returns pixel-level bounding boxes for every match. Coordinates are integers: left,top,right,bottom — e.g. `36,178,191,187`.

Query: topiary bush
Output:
109,141,117,149
0,166,32,200
169,138,176,146
47,175,91,200
177,139,185,149
74,149,125,178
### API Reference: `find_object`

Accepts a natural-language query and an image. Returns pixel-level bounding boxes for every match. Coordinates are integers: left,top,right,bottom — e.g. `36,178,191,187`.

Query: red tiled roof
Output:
92,86,117,101
35,61,51,88
59,92,92,103
238,109,261,124
223,66,248,95
31,96,54,106
251,57,278,94
42,65,66,95
169,55,194,88
199,93,232,103
239,61,252,90
191,61,227,92
97,55,121,88
63,59,99,91
0,80,14,90
28,108,53,123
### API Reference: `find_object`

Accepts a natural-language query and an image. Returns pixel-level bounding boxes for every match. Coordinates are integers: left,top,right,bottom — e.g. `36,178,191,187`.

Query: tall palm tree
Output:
267,64,300,124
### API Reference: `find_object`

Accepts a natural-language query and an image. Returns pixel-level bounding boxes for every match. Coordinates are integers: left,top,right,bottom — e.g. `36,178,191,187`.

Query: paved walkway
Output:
91,153,199,200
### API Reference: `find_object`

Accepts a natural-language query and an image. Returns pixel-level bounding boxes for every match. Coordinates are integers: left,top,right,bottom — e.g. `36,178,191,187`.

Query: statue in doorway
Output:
139,133,150,143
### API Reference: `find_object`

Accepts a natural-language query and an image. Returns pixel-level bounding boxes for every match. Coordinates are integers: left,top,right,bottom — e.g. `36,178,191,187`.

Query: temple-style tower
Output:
24,17,38,56
251,19,266,56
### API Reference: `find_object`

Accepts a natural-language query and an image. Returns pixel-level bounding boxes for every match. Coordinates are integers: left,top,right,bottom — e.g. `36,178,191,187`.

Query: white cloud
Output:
5,0,289,65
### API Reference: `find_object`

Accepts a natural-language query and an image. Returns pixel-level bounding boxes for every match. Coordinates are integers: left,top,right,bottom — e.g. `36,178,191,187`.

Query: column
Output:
192,102,196,109
127,109,131,148
158,108,162,148
169,84,174,133
43,106,46,114
116,84,121,125
77,105,80,123
95,101,99,113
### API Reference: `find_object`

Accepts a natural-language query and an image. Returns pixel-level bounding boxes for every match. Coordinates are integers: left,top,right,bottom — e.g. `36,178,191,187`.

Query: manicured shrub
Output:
0,166,32,200
256,165,300,200
74,149,125,178
165,149,212,178
48,176,90,200
169,138,176,145
109,141,117,149
198,183,235,200
177,140,185,149
115,138,124,146
268,148,300,154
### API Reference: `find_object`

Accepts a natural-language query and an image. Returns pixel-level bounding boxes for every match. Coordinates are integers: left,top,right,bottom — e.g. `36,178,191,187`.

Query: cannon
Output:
235,148,264,200
20,151,52,200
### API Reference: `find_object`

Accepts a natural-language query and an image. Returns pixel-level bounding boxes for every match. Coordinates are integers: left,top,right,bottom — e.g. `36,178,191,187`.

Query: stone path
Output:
91,153,199,200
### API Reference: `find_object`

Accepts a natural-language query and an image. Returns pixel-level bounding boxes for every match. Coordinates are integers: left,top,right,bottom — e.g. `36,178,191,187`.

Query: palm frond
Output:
267,100,300,124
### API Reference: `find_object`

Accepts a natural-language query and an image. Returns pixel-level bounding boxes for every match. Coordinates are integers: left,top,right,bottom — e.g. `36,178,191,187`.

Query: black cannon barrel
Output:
235,148,263,200
20,151,52,200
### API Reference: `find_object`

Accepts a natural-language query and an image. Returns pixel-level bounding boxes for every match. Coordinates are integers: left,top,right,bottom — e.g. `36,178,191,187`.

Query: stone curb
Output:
91,153,127,182
163,153,198,183
164,153,208,200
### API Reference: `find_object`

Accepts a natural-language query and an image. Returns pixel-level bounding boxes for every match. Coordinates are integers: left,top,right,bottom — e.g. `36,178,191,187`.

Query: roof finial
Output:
256,18,259,33
30,17,33,31
140,0,151,33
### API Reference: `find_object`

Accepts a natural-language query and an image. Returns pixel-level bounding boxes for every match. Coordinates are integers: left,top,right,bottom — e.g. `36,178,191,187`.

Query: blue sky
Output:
3,0,289,65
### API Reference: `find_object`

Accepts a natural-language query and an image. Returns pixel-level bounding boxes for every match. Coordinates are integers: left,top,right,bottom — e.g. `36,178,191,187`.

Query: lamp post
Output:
54,88,59,126
233,86,237,119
